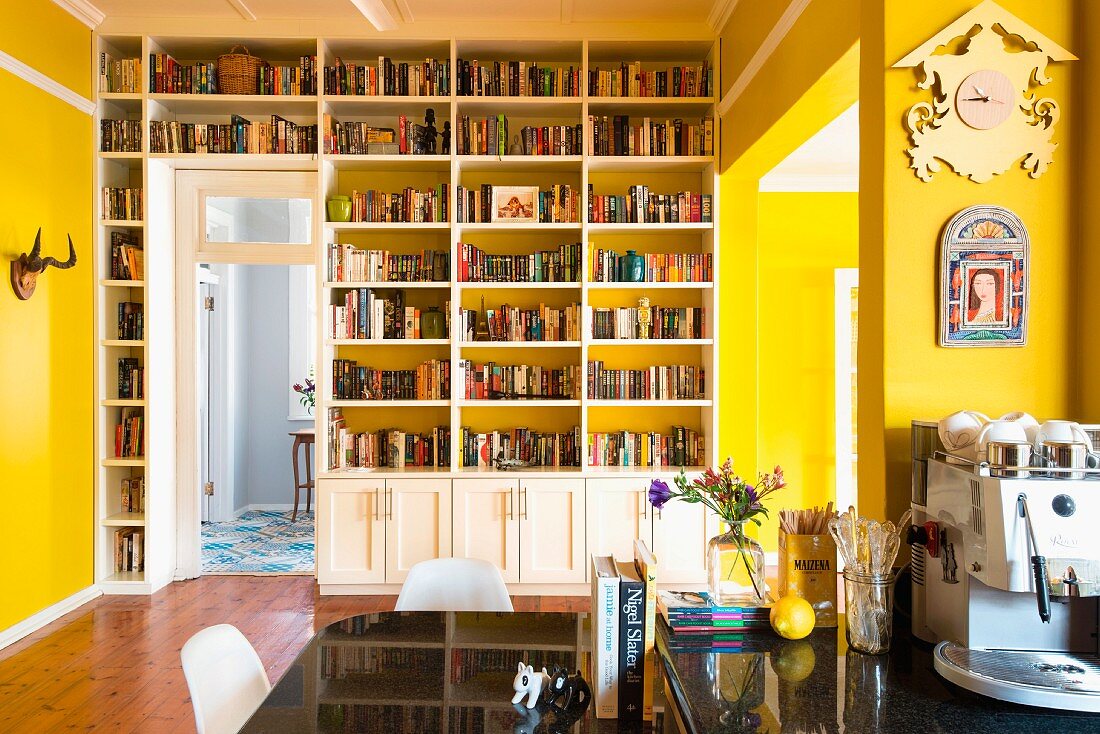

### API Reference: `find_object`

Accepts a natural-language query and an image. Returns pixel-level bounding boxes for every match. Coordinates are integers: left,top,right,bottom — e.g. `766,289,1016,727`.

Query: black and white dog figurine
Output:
542,665,591,710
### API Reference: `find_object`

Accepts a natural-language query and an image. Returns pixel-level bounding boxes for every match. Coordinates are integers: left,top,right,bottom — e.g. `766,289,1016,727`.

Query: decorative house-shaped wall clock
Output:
895,0,1075,183
939,205,1028,347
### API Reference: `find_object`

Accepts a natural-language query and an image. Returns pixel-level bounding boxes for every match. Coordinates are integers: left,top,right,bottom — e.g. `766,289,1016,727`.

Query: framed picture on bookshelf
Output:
491,186,538,223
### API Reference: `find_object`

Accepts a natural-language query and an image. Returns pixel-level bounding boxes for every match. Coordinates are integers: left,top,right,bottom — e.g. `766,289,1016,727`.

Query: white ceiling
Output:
759,103,859,193
90,0,718,25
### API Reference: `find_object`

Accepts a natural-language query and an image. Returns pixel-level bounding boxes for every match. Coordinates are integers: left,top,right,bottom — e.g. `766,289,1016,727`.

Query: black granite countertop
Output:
240,611,1100,733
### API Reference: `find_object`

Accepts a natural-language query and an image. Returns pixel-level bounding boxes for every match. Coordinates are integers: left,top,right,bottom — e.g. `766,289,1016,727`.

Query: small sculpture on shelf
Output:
543,665,591,710
441,120,451,155
509,134,523,155
511,662,550,709
637,296,652,339
420,108,438,155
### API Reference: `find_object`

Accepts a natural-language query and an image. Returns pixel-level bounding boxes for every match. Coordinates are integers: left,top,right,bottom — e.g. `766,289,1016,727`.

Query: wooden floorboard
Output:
0,576,588,733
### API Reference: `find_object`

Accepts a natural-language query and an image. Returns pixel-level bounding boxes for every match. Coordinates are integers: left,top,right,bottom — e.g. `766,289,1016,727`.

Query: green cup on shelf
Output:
327,195,352,222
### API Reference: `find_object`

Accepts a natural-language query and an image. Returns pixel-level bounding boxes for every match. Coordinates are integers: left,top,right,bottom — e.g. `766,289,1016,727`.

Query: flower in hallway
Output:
293,370,315,414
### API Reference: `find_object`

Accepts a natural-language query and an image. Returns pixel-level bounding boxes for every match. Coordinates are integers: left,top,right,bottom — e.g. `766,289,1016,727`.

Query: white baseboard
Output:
0,585,102,651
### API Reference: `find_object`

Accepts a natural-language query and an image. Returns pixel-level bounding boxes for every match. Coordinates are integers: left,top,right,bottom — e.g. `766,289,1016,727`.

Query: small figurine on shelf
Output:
511,662,550,709
441,120,451,155
509,134,523,155
543,666,591,710
421,108,438,155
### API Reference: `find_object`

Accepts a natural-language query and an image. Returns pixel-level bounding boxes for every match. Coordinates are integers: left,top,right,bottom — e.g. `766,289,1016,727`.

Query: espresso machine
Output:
909,420,1100,711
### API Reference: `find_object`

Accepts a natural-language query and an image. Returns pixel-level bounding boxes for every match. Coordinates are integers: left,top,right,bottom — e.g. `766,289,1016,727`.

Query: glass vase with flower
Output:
650,460,785,605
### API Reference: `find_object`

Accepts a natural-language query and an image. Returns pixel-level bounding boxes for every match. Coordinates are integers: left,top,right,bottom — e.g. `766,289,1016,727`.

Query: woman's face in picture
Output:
973,273,997,304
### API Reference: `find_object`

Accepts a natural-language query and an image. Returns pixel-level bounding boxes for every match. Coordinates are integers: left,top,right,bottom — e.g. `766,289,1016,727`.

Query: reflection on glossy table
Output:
240,611,670,733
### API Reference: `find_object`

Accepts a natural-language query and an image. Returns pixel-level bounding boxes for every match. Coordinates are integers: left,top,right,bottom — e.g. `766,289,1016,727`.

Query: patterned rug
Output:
202,510,315,575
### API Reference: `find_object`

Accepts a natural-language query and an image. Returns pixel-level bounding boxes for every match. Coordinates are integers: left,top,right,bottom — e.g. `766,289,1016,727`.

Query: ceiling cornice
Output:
349,0,399,31
717,0,809,116
224,0,257,21
393,0,414,23
707,0,739,33
52,0,105,28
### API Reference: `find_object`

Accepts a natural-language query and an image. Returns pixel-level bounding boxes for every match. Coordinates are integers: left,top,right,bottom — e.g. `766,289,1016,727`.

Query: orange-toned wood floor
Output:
0,576,589,733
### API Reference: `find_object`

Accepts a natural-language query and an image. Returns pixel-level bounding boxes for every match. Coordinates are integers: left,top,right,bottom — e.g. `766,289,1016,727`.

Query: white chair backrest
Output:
181,624,272,734
395,557,514,612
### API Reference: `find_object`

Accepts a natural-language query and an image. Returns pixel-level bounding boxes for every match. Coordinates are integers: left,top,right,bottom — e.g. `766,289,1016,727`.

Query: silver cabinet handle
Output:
521,488,528,519
373,490,379,521
640,490,647,519
507,488,514,520
387,487,393,520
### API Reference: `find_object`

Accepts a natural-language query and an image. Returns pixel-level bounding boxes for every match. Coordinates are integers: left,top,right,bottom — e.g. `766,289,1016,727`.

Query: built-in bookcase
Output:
92,32,718,594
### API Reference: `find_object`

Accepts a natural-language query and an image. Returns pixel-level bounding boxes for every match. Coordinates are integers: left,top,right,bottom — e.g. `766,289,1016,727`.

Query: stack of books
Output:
657,590,773,650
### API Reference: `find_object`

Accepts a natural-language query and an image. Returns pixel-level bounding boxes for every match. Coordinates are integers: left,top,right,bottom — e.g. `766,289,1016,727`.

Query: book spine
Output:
593,569,619,718
618,575,645,720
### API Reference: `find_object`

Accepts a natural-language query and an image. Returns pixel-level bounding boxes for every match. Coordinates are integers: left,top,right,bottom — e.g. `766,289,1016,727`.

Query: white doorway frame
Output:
175,169,318,580
834,268,859,513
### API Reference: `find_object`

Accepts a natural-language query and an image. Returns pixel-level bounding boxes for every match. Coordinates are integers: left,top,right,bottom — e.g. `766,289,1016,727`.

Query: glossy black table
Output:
241,611,1100,733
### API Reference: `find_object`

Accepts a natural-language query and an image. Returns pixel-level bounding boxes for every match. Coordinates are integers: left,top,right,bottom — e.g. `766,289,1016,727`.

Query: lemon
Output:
769,595,816,640
770,641,817,682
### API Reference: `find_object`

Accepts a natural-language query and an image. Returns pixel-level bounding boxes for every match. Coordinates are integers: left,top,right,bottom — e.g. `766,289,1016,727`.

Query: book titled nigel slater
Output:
616,560,645,721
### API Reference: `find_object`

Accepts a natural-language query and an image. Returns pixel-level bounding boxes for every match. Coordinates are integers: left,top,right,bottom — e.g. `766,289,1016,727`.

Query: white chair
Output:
395,557,514,612
181,624,272,734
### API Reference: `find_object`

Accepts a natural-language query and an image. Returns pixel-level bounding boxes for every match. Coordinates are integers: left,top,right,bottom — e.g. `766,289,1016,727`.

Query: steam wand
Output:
1017,493,1051,623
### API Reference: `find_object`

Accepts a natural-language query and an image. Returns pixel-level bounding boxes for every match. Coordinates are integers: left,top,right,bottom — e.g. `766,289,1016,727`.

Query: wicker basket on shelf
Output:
217,45,266,95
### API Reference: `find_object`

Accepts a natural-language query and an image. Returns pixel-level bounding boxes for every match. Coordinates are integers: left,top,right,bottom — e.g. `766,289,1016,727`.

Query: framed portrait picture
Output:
938,205,1029,347
491,186,538,223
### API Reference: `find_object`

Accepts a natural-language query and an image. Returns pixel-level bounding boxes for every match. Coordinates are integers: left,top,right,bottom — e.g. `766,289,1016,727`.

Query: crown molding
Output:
717,0,809,117
394,0,414,23
707,0,739,33
349,0,399,31
0,50,95,115
225,0,257,21
52,0,105,28
758,172,858,193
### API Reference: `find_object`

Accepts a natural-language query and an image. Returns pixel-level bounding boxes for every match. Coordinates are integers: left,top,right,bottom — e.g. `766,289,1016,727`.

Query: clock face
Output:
955,69,1015,130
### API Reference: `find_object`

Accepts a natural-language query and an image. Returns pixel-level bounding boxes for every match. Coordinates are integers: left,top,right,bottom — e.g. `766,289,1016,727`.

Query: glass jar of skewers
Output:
650,460,786,605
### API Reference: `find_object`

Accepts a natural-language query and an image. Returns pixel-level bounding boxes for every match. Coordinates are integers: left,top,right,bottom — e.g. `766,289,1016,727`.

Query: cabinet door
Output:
453,478,519,583
519,478,586,583
585,478,653,578
385,477,452,584
316,479,386,584
652,497,718,585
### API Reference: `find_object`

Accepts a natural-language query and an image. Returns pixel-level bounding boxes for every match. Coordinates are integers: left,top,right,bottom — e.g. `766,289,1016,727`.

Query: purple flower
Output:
649,479,672,509
744,484,758,505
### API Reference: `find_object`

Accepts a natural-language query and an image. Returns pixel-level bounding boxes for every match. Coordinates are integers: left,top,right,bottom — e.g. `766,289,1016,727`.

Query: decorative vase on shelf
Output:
420,306,445,340
618,249,644,282
327,195,351,222
708,520,767,605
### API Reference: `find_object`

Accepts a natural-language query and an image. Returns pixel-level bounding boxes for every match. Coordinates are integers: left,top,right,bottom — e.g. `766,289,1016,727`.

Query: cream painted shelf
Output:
147,92,318,114
456,222,581,233
325,220,449,231
324,281,451,289
323,94,450,114
455,154,582,172
587,399,711,407
326,338,450,346
328,400,450,407
587,156,713,172
458,341,581,348
101,219,144,227
100,279,145,288
586,281,713,289
588,338,713,346
458,399,580,407
102,512,146,527
587,222,712,233
101,457,146,467
147,153,318,171
324,154,451,172
101,398,146,407
101,339,145,347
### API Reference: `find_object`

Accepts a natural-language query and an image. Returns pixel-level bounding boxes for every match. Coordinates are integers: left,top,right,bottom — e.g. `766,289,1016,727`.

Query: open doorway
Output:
197,263,316,574
175,170,318,579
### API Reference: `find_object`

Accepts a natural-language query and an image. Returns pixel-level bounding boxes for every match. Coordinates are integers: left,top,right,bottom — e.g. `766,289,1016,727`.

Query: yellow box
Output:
778,531,838,627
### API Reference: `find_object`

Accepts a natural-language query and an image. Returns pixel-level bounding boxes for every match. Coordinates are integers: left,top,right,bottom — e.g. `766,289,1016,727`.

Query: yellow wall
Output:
0,3,93,631
758,192,858,525
860,0,1076,522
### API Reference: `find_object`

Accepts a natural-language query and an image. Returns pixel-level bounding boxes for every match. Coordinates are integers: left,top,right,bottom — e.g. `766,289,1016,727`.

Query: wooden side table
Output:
288,428,315,521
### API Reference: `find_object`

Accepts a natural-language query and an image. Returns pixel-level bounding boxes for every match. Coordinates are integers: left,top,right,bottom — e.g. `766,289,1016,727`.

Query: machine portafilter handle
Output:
1017,493,1051,624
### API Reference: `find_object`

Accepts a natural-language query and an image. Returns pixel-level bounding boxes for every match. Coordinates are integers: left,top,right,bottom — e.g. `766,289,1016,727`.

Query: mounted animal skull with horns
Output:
10,228,77,300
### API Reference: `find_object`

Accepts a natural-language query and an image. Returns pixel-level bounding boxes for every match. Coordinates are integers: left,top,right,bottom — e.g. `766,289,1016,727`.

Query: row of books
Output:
109,231,144,280
319,646,438,680
256,58,319,96
449,647,574,686
118,302,144,340
317,704,440,733
588,62,713,98
329,289,449,341
118,357,143,400
458,303,580,343
591,306,705,340
331,358,450,400
589,249,712,284
587,427,704,467
339,186,448,223
321,114,436,156
587,115,714,157
458,426,582,468
457,360,581,400
588,185,713,224
114,528,144,573
100,119,142,152
456,60,580,97
457,241,583,282
326,244,448,283
456,184,581,224
327,411,450,469
454,115,583,157
324,57,449,97
115,408,144,458
98,54,141,93
587,362,705,400
149,55,217,94
590,541,659,721
102,187,143,221
148,117,318,154
120,476,146,513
